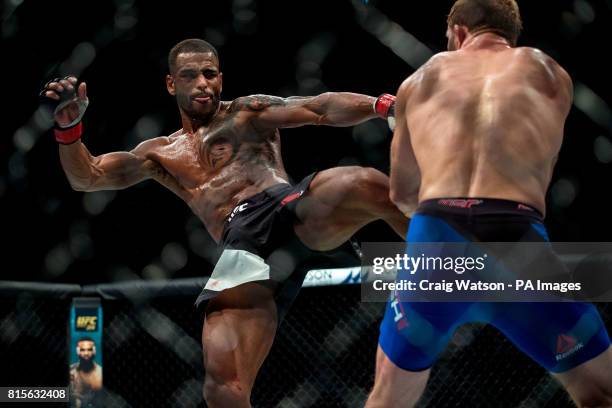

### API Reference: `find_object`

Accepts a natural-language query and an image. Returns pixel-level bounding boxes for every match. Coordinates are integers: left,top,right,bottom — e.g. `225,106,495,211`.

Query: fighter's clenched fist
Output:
40,76,89,144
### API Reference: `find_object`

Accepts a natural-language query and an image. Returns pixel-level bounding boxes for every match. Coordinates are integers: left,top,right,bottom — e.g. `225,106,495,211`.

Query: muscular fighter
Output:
366,1,612,407
41,39,406,407
69,337,102,407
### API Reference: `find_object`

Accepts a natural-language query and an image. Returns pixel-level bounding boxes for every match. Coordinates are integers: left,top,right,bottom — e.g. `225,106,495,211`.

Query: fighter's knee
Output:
344,167,388,202
347,167,385,188
390,194,417,216
203,376,250,407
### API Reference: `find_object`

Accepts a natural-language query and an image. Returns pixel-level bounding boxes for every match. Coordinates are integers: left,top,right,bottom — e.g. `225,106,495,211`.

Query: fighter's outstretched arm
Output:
389,79,420,216
42,76,171,192
59,138,167,192
237,92,395,129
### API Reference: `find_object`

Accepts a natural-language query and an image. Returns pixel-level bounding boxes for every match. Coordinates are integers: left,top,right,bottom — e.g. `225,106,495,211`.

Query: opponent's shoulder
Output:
426,51,455,62
397,52,449,97
396,77,415,99
513,46,551,58
515,47,572,88
514,47,565,71
422,51,455,70
409,52,451,83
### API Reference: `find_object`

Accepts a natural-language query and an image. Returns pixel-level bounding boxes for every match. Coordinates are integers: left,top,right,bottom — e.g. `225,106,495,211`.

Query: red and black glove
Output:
373,93,396,131
39,76,89,144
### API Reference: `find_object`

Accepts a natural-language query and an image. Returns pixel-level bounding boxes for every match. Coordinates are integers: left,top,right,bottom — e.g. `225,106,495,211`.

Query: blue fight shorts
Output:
378,198,611,373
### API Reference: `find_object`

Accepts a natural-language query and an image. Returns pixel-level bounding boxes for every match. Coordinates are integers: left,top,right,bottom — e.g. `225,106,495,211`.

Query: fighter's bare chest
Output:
149,126,269,189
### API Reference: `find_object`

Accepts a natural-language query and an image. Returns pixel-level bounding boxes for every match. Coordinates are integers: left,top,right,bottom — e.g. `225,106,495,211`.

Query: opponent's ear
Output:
453,24,468,48
92,345,96,354
219,72,223,94
166,75,176,96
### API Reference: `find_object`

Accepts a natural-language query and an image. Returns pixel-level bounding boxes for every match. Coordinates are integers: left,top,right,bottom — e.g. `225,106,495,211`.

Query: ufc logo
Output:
76,316,97,331
227,203,248,223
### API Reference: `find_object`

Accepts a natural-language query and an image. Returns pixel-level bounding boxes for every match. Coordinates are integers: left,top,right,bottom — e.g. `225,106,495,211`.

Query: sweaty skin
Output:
60,93,380,242
390,33,573,216
54,52,401,247
46,49,406,408
121,98,294,242
369,25,612,408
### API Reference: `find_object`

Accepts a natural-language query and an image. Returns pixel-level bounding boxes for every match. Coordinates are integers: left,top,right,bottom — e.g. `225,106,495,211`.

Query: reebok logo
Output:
555,334,584,361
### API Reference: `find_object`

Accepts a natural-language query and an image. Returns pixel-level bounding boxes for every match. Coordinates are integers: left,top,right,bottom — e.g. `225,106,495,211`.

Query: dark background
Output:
2,0,611,285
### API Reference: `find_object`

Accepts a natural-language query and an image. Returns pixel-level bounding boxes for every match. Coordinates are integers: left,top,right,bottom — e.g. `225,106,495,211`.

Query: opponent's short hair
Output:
168,39,219,73
448,0,523,46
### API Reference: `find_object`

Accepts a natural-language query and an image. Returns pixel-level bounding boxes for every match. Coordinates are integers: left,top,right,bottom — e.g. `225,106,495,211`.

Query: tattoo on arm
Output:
239,95,288,111
231,94,331,128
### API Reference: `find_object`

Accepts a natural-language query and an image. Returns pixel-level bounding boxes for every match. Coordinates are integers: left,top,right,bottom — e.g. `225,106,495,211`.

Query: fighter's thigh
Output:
378,297,469,372
297,166,393,220
202,282,278,388
294,167,396,248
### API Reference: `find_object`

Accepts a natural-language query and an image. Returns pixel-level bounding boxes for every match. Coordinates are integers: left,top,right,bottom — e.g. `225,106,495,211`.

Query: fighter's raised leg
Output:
293,166,408,251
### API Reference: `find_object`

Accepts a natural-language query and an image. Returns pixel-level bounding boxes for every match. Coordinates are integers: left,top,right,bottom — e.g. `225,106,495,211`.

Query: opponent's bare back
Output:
392,34,573,215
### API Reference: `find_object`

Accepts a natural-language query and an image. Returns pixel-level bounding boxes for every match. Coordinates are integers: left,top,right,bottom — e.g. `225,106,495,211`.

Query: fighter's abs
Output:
150,110,287,239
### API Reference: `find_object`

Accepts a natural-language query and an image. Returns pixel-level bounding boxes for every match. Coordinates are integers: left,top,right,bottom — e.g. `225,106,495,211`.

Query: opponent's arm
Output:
554,62,573,119
42,76,167,192
389,79,420,216
237,92,395,129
